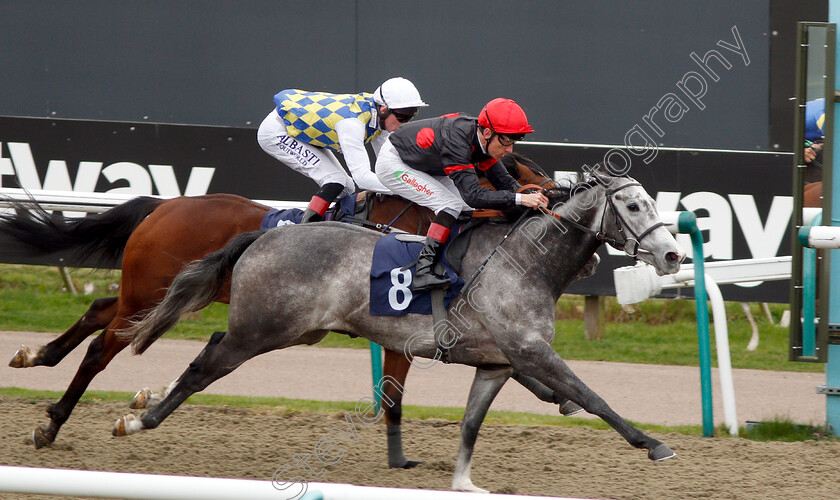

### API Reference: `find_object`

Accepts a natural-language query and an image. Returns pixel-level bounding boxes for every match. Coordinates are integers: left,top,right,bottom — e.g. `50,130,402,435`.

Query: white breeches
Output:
375,139,471,218
257,110,355,198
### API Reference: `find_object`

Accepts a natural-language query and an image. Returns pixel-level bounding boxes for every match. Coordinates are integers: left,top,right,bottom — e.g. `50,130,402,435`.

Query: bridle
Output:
459,177,662,301
537,179,665,258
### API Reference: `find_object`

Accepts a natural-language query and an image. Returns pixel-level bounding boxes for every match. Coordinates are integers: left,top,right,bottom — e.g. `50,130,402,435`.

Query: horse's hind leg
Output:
452,365,513,493
511,372,583,416
381,349,421,469
130,379,179,409
9,297,118,368
513,342,675,461
113,331,258,436
31,324,130,448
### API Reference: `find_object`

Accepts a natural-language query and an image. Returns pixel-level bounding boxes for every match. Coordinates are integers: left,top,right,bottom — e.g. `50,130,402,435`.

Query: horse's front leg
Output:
510,340,675,461
452,365,513,493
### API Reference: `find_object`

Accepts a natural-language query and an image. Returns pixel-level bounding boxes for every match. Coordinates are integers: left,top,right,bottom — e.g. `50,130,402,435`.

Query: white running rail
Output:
0,466,595,500
0,187,307,213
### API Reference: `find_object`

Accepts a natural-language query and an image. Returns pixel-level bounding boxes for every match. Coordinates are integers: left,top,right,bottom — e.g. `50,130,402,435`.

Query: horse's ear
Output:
588,162,618,184
574,164,592,184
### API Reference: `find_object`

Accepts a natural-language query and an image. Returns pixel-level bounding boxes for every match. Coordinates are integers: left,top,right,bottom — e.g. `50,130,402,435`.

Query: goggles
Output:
390,107,419,123
497,133,524,146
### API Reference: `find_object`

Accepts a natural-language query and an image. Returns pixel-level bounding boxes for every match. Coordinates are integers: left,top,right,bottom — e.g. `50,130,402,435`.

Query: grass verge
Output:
0,263,821,372
2,265,832,442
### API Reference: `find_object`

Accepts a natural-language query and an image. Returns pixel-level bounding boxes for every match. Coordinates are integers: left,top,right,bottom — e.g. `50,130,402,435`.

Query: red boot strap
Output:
308,196,330,216
427,223,451,243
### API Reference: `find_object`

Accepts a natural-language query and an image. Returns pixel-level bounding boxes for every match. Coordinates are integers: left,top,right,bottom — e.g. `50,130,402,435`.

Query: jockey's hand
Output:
805,146,817,163
520,192,549,209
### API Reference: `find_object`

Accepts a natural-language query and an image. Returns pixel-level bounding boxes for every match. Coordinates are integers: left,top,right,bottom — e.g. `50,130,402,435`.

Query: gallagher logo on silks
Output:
394,171,434,196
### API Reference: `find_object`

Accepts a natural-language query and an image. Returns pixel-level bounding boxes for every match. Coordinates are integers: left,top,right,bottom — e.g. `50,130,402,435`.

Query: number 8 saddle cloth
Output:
369,229,466,316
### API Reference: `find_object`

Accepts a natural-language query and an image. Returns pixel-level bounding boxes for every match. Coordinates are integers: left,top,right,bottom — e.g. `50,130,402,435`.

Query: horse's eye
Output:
628,202,640,212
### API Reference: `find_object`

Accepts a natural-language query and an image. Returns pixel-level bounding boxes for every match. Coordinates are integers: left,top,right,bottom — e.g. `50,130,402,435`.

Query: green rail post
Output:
369,341,383,413
678,211,714,437
799,213,823,358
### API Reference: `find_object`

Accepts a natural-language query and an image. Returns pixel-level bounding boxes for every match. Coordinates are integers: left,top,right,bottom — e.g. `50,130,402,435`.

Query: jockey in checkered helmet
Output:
257,77,427,223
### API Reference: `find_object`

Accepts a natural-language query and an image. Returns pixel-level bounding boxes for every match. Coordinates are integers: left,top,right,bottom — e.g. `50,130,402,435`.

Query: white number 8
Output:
388,267,413,310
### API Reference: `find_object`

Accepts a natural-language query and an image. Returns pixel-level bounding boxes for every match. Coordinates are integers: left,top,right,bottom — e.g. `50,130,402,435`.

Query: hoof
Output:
452,478,488,493
113,414,143,437
9,345,35,368
648,443,676,462
130,388,152,409
32,425,53,449
390,459,422,469
559,400,584,416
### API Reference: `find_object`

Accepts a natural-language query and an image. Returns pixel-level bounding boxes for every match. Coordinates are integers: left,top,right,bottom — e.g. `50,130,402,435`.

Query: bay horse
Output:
804,181,823,209
1,153,579,466
113,169,684,493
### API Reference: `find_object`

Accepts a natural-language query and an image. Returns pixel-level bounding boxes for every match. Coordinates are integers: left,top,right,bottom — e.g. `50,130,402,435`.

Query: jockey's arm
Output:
334,119,391,194
480,159,522,193
447,167,517,209
370,130,390,156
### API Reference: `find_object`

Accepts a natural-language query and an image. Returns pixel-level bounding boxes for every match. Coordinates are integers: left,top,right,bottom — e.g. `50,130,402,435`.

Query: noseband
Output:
602,182,666,257
537,180,665,258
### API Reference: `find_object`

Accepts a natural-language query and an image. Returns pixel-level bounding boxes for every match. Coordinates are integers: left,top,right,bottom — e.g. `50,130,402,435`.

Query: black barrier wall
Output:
0,116,793,302
0,1,828,151
0,117,302,200
516,143,793,302
0,1,826,302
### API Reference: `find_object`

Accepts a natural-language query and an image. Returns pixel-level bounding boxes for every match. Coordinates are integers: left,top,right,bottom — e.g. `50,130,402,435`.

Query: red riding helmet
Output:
478,98,535,135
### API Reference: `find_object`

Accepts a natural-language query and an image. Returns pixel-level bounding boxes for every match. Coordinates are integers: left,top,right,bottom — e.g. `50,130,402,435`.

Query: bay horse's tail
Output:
0,196,165,267
124,229,267,354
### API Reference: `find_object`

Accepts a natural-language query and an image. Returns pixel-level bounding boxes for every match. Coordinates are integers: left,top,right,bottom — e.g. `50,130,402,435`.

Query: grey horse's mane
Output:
483,155,630,216
548,162,631,207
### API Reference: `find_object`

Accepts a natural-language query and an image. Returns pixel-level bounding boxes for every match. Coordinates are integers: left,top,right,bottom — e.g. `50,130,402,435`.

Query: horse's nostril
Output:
666,252,680,263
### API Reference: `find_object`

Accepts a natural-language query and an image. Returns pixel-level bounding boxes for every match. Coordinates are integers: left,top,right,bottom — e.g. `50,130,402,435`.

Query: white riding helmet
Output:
373,77,428,109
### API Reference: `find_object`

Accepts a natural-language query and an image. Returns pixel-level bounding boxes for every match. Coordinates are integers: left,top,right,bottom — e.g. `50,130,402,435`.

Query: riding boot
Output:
300,208,322,223
412,213,456,292
412,237,449,292
300,183,345,223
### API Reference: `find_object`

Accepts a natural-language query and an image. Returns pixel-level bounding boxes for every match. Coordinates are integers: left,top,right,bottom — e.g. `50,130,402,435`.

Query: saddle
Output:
259,193,362,229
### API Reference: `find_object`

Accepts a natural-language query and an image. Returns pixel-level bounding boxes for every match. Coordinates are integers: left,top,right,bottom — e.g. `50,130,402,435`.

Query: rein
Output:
379,201,417,233
537,181,665,258
459,209,530,294
456,183,545,292
470,183,547,219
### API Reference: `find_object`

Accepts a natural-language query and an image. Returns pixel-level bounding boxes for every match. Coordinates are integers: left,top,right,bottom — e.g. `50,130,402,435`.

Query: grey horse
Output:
114,170,684,493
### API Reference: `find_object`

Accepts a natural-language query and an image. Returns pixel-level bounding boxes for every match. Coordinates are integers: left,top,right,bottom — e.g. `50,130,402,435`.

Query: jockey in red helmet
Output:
478,97,535,137
375,98,547,291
